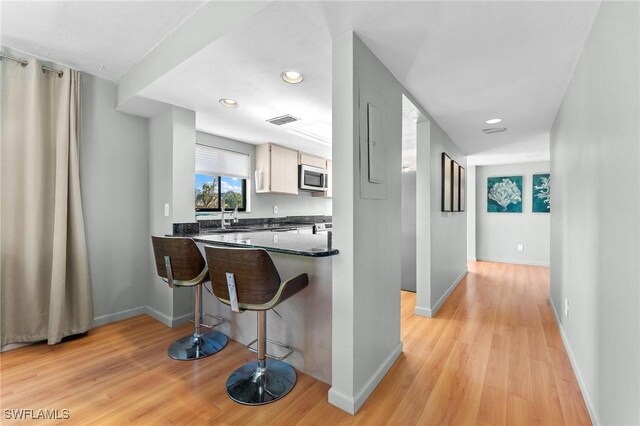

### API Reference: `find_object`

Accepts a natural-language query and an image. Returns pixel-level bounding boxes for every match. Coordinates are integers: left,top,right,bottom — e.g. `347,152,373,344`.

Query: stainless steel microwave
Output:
299,165,328,191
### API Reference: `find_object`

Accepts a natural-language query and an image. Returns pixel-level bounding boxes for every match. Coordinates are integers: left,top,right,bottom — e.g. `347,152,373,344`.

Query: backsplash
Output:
173,215,332,236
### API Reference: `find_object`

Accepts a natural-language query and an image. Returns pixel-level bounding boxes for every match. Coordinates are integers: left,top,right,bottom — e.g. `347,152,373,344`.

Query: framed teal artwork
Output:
487,176,523,213
532,173,551,213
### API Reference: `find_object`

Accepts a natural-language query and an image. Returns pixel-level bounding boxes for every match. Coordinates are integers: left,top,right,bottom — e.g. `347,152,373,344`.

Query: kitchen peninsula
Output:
173,218,336,384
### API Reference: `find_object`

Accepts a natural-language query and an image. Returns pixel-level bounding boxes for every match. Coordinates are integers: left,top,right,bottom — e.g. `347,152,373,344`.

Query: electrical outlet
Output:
517,244,524,252
273,205,278,214
164,203,170,217
564,298,569,317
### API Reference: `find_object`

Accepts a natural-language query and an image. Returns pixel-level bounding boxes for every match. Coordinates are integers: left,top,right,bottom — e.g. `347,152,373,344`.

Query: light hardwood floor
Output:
0,261,591,425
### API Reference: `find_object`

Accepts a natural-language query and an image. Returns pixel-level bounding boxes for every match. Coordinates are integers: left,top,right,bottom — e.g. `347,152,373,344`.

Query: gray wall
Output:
147,107,195,325
466,165,476,259
147,109,175,319
476,161,550,266
330,32,467,414
550,2,639,425
196,131,332,218
401,171,416,292
429,123,467,313
80,74,149,325
330,32,403,413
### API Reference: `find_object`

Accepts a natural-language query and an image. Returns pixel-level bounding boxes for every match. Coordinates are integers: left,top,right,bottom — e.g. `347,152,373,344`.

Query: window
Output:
195,144,249,212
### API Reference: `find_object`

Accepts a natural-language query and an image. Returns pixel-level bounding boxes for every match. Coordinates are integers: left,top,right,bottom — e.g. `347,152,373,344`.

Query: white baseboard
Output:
145,306,194,327
476,257,550,267
467,257,477,261
415,269,467,318
328,388,356,414
414,305,431,317
1,342,31,353
171,311,194,327
328,341,403,414
3,307,192,352
547,295,599,426
143,306,172,326
92,306,147,327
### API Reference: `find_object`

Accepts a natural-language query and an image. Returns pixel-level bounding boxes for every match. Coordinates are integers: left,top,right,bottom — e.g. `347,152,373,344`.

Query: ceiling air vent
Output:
267,114,300,126
482,127,507,134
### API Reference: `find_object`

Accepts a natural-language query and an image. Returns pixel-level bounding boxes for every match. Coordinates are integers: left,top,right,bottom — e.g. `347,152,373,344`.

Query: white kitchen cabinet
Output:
299,152,326,169
326,159,333,198
312,159,332,198
255,143,299,195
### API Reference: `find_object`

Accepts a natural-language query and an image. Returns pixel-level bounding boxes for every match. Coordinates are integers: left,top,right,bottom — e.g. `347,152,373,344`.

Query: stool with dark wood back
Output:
151,236,228,360
204,246,309,405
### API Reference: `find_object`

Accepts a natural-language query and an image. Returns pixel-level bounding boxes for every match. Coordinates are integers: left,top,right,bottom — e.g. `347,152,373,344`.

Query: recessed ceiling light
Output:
219,98,239,108
281,71,304,84
485,118,502,124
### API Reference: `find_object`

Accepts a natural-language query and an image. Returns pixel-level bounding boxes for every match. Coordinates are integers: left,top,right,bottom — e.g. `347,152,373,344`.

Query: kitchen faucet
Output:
220,205,239,230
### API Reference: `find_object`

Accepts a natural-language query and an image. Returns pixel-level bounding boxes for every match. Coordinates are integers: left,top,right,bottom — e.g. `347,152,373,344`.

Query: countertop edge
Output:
189,236,339,258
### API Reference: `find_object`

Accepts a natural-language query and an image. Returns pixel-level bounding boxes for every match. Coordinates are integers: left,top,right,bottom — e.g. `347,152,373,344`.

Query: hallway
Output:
355,261,591,425
0,262,590,425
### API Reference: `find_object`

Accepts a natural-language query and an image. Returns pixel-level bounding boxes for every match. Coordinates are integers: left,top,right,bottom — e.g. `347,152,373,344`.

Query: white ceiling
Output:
140,2,334,157
0,1,205,81
140,1,600,162
1,1,601,164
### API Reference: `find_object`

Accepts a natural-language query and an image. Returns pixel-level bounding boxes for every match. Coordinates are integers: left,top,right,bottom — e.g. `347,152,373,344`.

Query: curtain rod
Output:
1,52,64,78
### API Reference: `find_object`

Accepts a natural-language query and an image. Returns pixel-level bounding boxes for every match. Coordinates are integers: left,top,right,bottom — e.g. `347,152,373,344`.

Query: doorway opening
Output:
401,95,430,314
401,97,418,292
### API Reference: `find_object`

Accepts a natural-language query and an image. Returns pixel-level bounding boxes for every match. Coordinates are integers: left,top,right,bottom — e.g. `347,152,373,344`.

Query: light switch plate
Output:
517,244,524,252
164,203,170,217
273,205,278,214
564,299,569,317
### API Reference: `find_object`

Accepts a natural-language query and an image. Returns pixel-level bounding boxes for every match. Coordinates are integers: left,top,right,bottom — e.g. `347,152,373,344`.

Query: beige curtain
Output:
1,56,92,345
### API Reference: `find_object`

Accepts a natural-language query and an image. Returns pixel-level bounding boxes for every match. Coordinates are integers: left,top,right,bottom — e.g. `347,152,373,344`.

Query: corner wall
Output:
427,123,467,317
330,32,467,414
147,106,196,325
550,2,639,424
476,161,550,266
466,165,476,260
330,32,402,414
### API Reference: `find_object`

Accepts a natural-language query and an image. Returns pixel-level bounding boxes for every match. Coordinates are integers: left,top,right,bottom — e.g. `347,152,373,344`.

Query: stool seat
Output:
205,246,308,405
214,273,308,311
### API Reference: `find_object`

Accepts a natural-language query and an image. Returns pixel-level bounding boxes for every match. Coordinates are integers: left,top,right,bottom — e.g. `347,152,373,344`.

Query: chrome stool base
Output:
226,359,297,405
168,331,228,361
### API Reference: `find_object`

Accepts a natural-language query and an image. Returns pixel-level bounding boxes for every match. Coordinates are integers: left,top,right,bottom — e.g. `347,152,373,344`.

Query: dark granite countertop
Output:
189,231,338,257
214,222,314,232
174,216,328,237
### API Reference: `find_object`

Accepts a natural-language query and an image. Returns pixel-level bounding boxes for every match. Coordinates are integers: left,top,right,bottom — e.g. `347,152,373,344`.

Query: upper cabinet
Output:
299,152,326,169
326,159,333,198
256,143,298,195
312,159,333,199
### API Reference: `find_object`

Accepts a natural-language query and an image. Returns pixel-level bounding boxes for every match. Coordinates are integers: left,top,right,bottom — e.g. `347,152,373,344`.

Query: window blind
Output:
195,144,249,179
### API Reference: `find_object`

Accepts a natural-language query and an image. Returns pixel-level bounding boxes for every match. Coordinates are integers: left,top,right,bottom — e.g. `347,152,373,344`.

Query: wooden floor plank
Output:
0,261,591,425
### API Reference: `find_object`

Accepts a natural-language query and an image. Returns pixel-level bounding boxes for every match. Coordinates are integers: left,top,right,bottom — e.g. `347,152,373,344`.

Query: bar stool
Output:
151,236,228,360
204,246,309,405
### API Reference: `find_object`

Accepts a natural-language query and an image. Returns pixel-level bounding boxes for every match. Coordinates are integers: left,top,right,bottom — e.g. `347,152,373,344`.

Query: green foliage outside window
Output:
195,174,246,211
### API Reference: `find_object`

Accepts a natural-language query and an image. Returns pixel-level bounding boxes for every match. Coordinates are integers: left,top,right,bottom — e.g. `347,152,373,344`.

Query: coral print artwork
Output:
487,176,523,213
532,173,551,213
